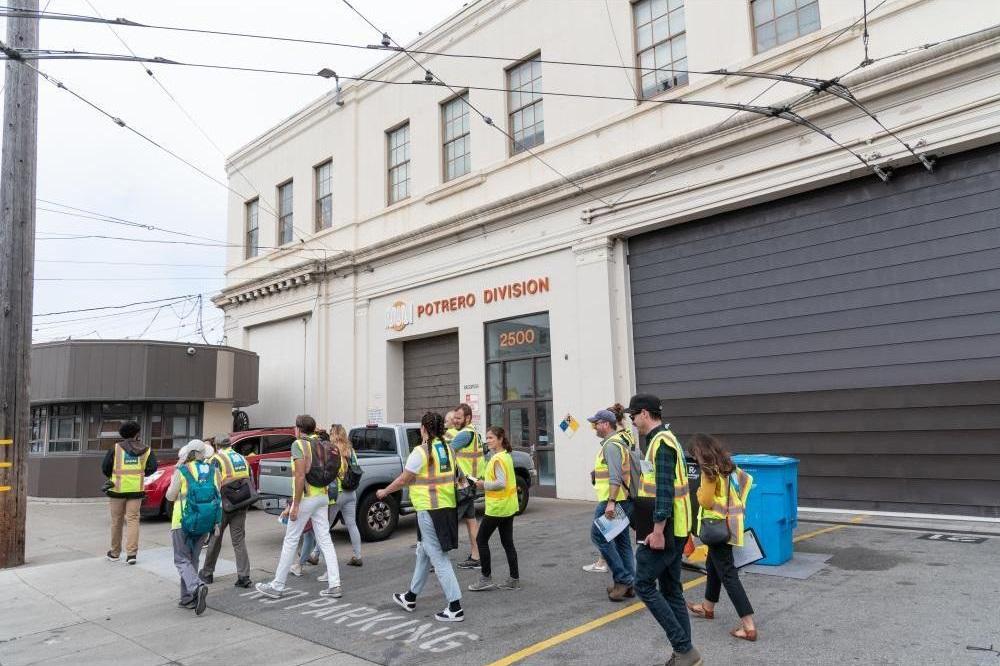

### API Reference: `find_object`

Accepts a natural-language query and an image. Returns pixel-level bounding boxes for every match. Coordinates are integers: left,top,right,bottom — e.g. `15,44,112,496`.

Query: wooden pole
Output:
0,0,39,569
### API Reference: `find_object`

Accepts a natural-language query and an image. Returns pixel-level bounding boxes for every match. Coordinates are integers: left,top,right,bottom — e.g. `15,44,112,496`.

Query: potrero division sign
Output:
385,277,550,331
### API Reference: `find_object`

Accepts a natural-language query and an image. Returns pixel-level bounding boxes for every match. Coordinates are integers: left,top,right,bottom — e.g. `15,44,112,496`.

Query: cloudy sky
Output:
2,0,464,344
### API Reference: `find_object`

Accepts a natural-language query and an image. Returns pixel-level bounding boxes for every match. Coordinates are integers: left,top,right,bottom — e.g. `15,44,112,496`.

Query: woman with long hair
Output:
468,426,520,591
608,402,637,451
378,412,464,622
686,433,757,642
327,424,363,567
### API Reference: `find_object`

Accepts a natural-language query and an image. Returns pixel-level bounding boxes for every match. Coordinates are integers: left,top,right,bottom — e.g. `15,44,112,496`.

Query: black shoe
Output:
392,593,416,613
234,576,253,588
195,585,209,616
178,599,196,609
200,572,214,584
106,551,119,561
125,555,137,566
456,556,481,570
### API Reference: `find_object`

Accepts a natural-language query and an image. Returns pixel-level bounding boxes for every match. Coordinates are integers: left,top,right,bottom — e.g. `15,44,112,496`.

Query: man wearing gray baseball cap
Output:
588,408,637,602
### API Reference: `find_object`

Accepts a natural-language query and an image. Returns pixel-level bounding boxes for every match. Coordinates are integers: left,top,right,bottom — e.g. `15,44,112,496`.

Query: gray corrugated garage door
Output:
403,333,460,423
628,144,1000,517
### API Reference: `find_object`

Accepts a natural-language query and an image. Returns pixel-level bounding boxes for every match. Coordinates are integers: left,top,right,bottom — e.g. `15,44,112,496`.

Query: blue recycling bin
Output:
731,454,798,566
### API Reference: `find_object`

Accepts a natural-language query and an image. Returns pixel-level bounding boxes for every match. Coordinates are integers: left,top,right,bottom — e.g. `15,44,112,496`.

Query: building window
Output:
508,55,544,154
634,0,688,98
442,93,471,181
48,404,83,453
752,0,820,53
245,199,259,259
30,406,48,454
485,313,555,487
314,160,332,230
150,403,202,450
278,180,294,245
87,402,144,451
387,123,410,204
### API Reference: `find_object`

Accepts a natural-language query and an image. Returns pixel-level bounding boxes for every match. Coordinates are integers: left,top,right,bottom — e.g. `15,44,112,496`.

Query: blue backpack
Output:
179,463,221,537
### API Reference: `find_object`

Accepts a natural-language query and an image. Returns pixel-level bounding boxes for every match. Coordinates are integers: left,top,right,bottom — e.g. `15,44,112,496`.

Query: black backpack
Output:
340,450,363,491
303,438,342,488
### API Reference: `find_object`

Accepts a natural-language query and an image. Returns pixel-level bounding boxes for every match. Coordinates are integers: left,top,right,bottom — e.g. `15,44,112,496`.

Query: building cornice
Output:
213,263,324,308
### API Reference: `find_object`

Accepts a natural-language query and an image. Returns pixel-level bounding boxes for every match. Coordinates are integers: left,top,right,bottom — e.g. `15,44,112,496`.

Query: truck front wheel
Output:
516,474,529,515
358,490,398,542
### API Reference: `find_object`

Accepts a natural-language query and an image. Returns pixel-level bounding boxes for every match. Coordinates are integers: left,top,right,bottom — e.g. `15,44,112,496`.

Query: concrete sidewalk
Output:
0,554,376,666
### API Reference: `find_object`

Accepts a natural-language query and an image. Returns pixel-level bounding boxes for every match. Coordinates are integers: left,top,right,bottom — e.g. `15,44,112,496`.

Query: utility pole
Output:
0,0,39,569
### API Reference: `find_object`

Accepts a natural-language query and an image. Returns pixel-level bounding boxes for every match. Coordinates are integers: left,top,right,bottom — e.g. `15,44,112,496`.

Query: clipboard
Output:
732,528,766,569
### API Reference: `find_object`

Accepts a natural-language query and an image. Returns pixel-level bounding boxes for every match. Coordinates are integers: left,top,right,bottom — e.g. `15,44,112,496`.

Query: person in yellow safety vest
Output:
101,420,157,566
468,426,521,592
199,436,253,588
256,415,344,601
588,409,638,602
685,433,758,643
608,402,638,452
379,412,465,622
628,394,703,666
443,410,459,445
164,439,218,615
451,403,483,570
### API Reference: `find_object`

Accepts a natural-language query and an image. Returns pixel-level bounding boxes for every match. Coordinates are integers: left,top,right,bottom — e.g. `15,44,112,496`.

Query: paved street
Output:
3,498,999,665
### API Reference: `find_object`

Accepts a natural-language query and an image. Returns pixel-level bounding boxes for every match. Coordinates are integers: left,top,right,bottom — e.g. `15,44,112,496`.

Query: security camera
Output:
186,347,196,356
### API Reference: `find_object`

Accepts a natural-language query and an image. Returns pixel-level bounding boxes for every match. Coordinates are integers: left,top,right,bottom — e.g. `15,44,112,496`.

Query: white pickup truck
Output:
258,424,537,542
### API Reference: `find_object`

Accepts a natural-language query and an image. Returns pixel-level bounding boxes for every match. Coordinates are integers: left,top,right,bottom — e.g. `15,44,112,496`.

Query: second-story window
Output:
387,123,410,204
278,180,293,245
508,54,543,154
634,0,688,99
245,198,259,259
315,160,332,230
752,0,820,53
442,93,471,181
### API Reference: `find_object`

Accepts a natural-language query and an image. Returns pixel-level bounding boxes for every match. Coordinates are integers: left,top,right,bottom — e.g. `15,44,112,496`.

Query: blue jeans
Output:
635,538,693,654
589,500,635,586
410,511,462,603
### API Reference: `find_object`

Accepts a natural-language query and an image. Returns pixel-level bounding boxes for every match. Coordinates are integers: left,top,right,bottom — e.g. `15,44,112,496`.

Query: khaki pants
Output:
109,497,142,557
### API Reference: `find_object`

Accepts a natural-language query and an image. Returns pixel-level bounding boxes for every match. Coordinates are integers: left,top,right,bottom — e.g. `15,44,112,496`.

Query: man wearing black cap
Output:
587,409,637,602
628,394,702,666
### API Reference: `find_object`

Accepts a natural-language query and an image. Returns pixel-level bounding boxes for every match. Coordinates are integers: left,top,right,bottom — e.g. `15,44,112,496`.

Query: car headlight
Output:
144,470,165,487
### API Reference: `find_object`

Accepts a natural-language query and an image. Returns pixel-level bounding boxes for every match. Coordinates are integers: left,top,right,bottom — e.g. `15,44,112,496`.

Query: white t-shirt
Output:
404,447,425,475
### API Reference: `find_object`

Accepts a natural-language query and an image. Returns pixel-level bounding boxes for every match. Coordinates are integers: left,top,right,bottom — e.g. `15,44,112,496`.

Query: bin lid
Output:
732,454,798,466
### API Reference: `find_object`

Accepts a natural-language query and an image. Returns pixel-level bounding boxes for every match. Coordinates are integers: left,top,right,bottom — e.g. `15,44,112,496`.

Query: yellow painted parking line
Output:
0,439,12,445
0,462,12,468
0,486,11,492
489,517,868,666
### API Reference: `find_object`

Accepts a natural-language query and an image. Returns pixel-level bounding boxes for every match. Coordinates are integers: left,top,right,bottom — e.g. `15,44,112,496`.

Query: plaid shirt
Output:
645,424,677,523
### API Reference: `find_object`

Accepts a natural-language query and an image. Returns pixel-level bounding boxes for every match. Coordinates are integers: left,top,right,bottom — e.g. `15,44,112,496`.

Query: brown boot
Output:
625,585,635,598
607,582,629,602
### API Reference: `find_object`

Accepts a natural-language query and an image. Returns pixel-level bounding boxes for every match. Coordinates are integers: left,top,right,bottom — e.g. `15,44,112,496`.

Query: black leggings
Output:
705,543,754,617
476,514,519,579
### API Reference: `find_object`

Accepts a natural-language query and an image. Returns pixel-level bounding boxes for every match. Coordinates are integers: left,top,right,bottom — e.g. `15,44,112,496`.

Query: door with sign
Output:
485,312,555,496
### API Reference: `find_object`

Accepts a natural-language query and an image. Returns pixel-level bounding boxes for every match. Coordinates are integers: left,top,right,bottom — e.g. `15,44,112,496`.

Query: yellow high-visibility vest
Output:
637,428,692,538
171,460,219,529
698,467,753,547
593,436,630,503
485,451,518,517
409,439,457,511
443,427,459,445
110,442,150,494
616,428,637,450
212,447,250,486
453,425,485,478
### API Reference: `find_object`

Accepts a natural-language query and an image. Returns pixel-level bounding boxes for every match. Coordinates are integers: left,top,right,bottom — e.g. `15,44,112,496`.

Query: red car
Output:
140,427,296,518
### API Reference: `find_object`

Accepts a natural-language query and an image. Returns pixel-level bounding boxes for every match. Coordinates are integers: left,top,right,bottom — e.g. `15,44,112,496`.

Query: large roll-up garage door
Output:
403,333,459,423
245,316,307,428
628,144,1000,517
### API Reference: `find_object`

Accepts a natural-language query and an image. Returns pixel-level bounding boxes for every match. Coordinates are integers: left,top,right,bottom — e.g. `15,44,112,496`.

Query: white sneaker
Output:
290,563,303,577
318,572,328,582
583,562,608,573
435,606,464,622
254,582,284,599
